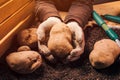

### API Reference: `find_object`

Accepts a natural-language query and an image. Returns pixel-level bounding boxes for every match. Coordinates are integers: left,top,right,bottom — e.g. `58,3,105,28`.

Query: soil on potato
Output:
0,24,120,80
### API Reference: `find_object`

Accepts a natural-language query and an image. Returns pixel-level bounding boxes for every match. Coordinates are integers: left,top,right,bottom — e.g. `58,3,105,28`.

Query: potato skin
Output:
48,23,73,59
89,39,120,69
6,51,42,74
17,28,38,49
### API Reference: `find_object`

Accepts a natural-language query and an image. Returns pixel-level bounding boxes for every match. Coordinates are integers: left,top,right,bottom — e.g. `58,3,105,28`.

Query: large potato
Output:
48,23,73,59
17,28,38,49
89,39,120,69
6,51,42,74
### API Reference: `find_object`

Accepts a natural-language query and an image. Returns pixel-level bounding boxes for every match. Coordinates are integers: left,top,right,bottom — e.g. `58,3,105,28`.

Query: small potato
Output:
48,23,73,59
6,51,42,74
89,39,120,69
17,46,31,52
17,28,38,49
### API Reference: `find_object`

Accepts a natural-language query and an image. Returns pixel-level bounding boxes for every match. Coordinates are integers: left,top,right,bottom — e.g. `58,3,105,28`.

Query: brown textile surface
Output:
35,0,93,28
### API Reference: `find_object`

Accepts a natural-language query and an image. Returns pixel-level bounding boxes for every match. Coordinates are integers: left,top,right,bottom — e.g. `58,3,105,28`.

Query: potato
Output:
48,23,73,59
6,51,42,74
17,28,38,49
89,39,120,69
17,46,31,52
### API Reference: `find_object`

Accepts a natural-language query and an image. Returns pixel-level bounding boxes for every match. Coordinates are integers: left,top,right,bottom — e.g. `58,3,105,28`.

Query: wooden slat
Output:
0,0,8,6
94,1,120,15
0,14,34,57
0,0,30,23
0,0,35,40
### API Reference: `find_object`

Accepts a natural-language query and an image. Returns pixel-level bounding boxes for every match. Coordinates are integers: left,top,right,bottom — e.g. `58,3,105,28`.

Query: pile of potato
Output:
6,23,74,73
6,21,120,74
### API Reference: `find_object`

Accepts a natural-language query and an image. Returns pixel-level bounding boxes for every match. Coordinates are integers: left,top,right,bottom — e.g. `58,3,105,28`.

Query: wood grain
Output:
94,1,120,16
0,0,35,40
0,0,30,23
0,0,35,57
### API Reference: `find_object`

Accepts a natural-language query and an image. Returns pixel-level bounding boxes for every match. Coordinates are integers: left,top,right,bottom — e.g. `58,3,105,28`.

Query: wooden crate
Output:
94,1,120,15
0,0,30,23
0,0,35,57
